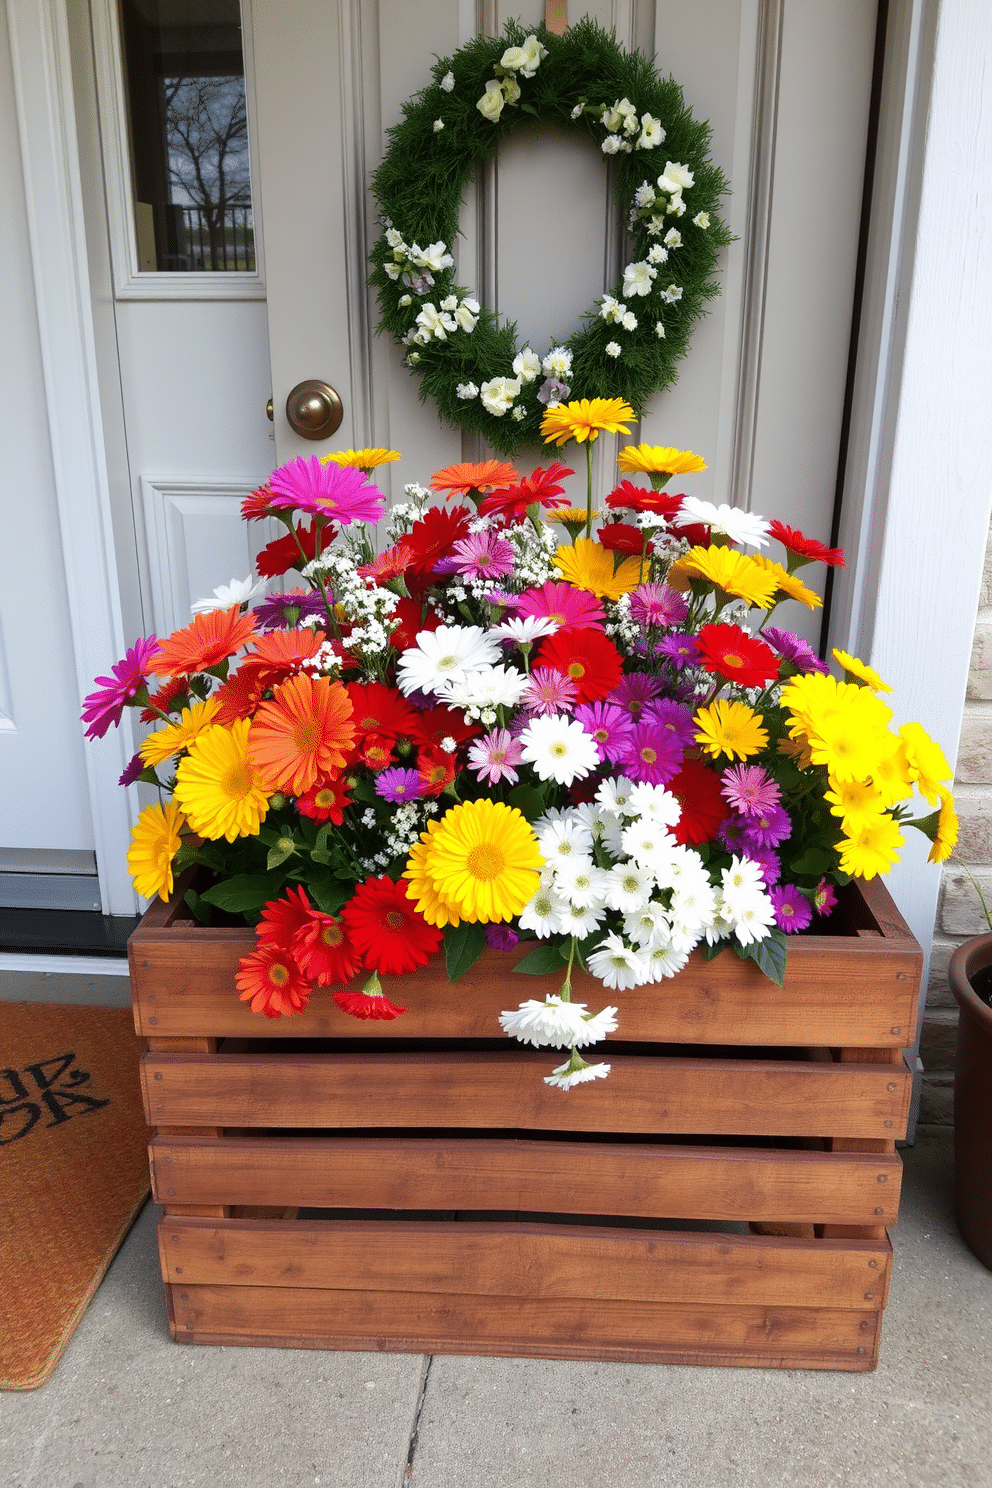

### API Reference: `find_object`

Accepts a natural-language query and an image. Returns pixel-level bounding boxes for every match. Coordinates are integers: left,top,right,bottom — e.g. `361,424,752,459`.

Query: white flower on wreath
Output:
668,195,687,217
655,321,666,338
542,346,573,378
477,79,505,122
440,70,455,91
501,34,547,77
622,260,657,298
634,182,656,208
502,73,522,105
385,227,404,249
664,228,682,249
637,114,666,149
433,119,444,132
415,303,457,340
455,298,479,333
605,341,621,358
620,311,637,331
384,262,401,280
398,293,412,306
513,347,541,382
647,213,667,236
603,98,636,132
647,244,668,265
694,211,711,229
511,407,526,421
601,134,623,155
599,295,623,324
410,240,454,271
456,382,479,400
662,283,683,304
657,161,695,193
480,375,522,417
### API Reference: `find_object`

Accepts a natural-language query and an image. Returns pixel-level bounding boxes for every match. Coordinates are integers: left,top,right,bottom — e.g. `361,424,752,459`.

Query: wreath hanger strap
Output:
544,0,568,36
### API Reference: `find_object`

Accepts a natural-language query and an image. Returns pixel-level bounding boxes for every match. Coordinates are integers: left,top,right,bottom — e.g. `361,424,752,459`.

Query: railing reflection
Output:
163,204,255,272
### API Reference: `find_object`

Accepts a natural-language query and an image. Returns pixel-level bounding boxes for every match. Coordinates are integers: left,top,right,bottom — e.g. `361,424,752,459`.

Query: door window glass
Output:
118,0,255,272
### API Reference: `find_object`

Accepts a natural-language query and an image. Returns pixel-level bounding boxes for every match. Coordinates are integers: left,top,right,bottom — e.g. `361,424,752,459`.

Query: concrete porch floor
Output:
2,975,990,1488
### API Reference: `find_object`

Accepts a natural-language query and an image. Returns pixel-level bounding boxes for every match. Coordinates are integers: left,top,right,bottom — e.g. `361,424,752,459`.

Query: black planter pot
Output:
948,932,992,1270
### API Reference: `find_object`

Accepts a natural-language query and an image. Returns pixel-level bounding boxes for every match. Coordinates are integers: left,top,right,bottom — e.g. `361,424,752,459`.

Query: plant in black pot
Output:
947,866,992,1270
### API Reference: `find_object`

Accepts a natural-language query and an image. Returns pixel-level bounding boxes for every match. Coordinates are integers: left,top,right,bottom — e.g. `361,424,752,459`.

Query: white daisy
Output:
519,714,600,785
535,813,594,862
492,614,558,645
440,663,529,711
595,776,638,818
517,885,568,938
559,901,608,938
643,942,692,981
627,782,682,827
499,994,618,1049
544,1058,612,1090
604,862,654,914
554,856,609,909
623,900,673,949
620,820,677,867
396,624,501,696
190,576,266,614
674,496,770,549
586,932,649,990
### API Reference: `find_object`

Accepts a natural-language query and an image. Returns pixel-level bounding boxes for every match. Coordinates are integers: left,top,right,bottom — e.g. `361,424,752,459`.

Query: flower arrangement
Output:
370,18,731,453
84,402,957,1090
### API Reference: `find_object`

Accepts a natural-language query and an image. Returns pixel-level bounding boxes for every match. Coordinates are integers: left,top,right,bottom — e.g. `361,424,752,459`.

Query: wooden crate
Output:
130,876,921,1371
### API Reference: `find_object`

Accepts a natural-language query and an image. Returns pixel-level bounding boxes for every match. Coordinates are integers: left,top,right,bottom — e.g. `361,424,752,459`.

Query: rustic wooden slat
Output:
148,1134,903,1226
141,1050,913,1140
165,1283,882,1370
158,1216,890,1310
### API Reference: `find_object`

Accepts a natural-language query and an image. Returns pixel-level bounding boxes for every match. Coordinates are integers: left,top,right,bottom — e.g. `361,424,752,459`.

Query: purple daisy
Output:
484,923,520,951
813,877,838,917
619,723,683,785
745,845,781,887
445,531,516,580
374,767,426,803
573,701,635,764
253,589,327,630
721,764,782,818
658,633,701,670
267,456,387,526
81,635,161,740
118,752,146,787
741,803,792,848
629,583,689,628
761,627,829,675
467,727,525,785
719,814,752,855
521,667,578,716
609,672,664,721
771,884,814,933
642,698,697,749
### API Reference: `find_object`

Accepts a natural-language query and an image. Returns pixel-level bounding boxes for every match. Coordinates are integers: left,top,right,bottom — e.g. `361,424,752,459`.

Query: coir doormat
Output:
0,1002,150,1389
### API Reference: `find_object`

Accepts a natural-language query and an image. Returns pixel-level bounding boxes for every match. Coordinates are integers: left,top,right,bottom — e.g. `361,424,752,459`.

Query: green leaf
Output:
266,836,299,872
789,847,833,877
443,921,487,982
513,941,570,975
305,874,350,916
507,784,545,822
183,889,212,925
200,875,279,914
701,937,730,962
736,930,788,986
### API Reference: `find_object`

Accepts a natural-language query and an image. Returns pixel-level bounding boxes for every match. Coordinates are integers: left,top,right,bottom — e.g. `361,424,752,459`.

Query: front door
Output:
50,0,881,914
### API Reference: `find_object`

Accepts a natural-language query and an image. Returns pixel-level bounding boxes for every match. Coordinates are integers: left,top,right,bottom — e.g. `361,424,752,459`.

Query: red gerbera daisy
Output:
241,485,275,521
598,522,648,557
606,483,683,520
405,504,473,573
478,463,574,522
255,521,329,579
356,542,416,583
407,704,480,750
696,624,780,690
768,521,845,568
256,885,313,947
417,747,457,796
211,662,269,725
534,627,623,704
389,597,442,651
296,777,352,823
341,876,442,975
293,911,361,986
140,675,189,723
358,732,394,771
667,757,730,846
333,987,407,1020
235,943,310,1018
345,681,418,741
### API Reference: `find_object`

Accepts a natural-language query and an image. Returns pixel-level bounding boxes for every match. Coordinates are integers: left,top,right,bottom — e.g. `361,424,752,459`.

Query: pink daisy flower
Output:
467,727,525,785
443,531,516,580
619,722,683,785
267,456,387,526
81,635,161,740
771,884,814,933
609,673,663,720
721,764,782,818
514,581,605,633
630,583,689,628
521,668,578,716
643,698,697,748
573,701,635,764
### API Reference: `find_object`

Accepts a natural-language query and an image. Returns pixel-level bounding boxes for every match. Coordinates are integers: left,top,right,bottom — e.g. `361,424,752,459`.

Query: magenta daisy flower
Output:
443,531,516,580
118,752,146,787
521,668,578,716
573,701,635,764
761,627,829,675
742,804,792,848
721,764,782,817
719,815,752,855
813,877,838,916
253,589,327,630
630,583,689,628
643,698,696,748
619,723,683,785
467,727,525,785
514,581,605,633
771,884,813,933
484,923,520,951
374,767,426,803
609,673,663,721
81,635,161,739
267,456,387,526
658,633,701,670
746,846,781,886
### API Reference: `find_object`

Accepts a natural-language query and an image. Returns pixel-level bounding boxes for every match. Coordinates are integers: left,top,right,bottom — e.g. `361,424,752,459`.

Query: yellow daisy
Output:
139,697,222,768
322,447,401,472
403,820,461,929
751,554,823,609
668,546,780,608
407,799,544,925
837,813,904,879
540,398,634,447
616,445,707,477
824,776,889,834
832,648,892,692
870,736,916,807
174,718,270,843
127,799,184,902
792,686,894,783
927,787,958,863
553,539,642,600
900,721,953,805
694,699,769,761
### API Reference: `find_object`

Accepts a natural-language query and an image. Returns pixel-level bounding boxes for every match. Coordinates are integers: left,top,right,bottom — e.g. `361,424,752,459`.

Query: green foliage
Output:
444,921,488,981
734,929,788,987
369,18,732,454
513,940,571,974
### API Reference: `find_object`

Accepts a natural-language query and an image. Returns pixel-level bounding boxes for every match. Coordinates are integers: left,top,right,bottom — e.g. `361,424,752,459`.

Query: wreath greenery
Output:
369,18,732,456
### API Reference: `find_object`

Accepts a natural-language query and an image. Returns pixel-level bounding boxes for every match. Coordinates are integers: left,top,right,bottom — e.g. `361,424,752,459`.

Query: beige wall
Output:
921,517,992,1122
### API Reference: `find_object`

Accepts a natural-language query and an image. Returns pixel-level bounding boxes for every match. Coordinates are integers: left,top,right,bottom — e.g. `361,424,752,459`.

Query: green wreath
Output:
369,18,732,456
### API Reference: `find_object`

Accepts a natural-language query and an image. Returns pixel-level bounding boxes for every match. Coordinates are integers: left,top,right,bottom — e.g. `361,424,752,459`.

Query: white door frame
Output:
7,0,992,952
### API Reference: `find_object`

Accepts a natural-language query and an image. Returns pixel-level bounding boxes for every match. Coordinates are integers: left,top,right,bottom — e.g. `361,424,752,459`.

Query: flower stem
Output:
584,442,594,540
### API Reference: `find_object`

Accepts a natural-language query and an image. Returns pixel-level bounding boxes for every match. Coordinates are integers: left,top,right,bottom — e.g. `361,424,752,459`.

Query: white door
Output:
5,0,879,915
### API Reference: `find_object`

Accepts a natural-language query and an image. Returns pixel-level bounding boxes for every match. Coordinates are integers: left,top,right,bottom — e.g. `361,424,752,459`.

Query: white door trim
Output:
6,0,139,915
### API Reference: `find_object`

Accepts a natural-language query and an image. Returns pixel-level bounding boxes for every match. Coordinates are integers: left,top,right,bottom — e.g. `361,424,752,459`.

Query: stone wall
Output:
921,522,992,1123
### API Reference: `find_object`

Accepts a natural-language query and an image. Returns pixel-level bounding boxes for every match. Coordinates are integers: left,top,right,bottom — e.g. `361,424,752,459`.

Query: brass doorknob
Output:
284,380,344,441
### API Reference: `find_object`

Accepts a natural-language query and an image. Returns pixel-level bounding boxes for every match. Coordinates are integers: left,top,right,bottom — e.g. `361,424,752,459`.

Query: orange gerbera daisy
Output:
430,460,519,495
150,606,258,677
235,943,311,1018
251,674,356,796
